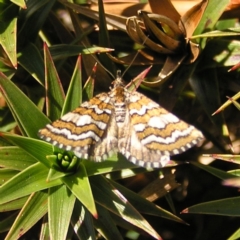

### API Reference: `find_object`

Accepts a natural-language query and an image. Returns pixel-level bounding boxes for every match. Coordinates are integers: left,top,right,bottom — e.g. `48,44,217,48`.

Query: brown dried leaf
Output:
126,17,175,54
60,0,127,31
139,11,183,51
181,0,208,38
187,41,200,63
138,169,179,202
91,1,202,18
106,50,166,65
126,17,144,44
148,0,181,23
142,54,187,87
147,13,185,38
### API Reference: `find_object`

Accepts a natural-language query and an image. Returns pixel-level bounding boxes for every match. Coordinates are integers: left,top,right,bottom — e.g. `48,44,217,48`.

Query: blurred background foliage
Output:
1,0,240,239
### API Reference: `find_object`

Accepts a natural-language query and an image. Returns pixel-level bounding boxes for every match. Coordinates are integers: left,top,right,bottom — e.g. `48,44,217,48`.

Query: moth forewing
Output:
39,71,203,168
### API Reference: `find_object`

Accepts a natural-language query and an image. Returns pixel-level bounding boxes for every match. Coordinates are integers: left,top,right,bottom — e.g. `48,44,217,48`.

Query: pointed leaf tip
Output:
212,109,220,116
92,62,98,72
222,178,240,187
181,208,189,214
228,62,240,72
126,66,152,92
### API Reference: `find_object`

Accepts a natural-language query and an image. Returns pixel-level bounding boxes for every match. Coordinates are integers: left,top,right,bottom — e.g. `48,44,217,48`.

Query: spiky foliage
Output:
1,0,240,239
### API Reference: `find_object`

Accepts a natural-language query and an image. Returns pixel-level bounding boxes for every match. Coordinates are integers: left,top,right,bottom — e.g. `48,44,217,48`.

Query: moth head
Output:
111,70,126,89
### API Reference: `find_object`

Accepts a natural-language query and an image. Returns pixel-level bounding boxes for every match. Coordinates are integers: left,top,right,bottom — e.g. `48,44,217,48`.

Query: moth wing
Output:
38,93,116,160
122,92,203,168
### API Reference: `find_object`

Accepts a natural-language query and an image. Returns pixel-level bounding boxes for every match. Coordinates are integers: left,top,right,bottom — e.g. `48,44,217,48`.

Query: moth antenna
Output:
121,36,149,79
81,41,115,79
121,49,140,79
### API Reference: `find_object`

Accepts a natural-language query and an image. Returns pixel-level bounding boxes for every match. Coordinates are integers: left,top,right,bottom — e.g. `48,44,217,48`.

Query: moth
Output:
39,73,203,168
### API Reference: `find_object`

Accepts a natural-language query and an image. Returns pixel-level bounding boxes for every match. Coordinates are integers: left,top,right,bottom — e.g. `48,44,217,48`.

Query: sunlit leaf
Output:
191,162,236,180
62,163,97,218
49,185,76,240
5,192,48,240
61,55,82,115
0,72,50,138
0,163,61,204
182,196,240,216
44,43,65,121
